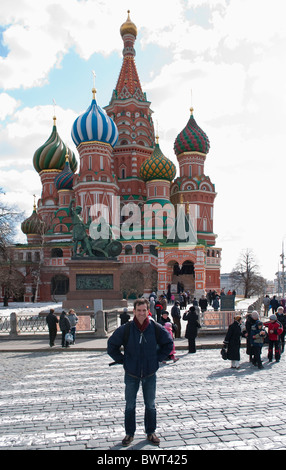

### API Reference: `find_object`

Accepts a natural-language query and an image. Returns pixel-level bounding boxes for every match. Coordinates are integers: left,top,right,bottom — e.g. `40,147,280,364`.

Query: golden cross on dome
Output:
155,120,159,144
92,71,97,99
190,89,194,115
52,98,57,125
33,194,37,211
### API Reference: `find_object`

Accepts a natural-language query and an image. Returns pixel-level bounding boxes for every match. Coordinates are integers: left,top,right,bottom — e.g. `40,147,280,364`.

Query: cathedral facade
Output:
10,12,221,303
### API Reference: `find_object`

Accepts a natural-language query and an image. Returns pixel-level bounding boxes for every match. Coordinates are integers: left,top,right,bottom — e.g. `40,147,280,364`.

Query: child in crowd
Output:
163,322,179,363
264,314,283,363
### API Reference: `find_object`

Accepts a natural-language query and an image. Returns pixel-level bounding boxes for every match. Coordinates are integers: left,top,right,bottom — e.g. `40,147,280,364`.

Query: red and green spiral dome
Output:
174,109,210,156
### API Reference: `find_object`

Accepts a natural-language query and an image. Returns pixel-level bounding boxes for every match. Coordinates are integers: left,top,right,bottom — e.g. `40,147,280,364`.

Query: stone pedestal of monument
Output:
63,258,127,313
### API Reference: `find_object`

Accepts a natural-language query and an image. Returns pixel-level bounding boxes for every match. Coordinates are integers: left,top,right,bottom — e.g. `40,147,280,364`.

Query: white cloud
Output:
0,102,78,242
211,0,286,46
0,105,78,223
0,169,39,194
0,93,20,120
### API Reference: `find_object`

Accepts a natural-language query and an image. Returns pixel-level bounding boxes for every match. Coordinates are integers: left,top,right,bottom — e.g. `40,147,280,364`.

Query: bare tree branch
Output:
230,248,267,298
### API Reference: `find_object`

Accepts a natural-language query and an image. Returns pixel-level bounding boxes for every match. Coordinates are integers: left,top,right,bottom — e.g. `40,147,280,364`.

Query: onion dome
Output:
21,202,45,235
120,10,137,38
71,89,119,148
174,108,210,156
33,117,77,173
140,137,176,182
54,153,74,190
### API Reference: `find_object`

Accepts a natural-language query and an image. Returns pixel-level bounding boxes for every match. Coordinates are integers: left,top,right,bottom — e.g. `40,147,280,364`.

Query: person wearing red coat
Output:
264,314,283,362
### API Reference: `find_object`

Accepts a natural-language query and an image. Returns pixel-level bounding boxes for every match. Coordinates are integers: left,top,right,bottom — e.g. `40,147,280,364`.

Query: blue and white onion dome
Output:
71,88,119,148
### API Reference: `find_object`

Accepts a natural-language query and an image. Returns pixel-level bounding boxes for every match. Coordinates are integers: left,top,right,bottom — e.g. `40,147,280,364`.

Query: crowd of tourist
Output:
223,296,286,370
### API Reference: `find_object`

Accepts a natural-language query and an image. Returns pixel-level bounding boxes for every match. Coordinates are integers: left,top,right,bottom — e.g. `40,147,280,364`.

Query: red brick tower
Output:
171,107,217,247
71,87,119,226
104,11,155,208
170,106,221,291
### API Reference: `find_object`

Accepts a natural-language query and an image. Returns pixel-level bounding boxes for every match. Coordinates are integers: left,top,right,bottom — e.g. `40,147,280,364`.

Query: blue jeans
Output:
124,373,156,436
70,327,76,343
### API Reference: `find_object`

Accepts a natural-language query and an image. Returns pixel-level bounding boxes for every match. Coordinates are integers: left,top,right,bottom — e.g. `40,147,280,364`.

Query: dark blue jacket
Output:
107,320,173,378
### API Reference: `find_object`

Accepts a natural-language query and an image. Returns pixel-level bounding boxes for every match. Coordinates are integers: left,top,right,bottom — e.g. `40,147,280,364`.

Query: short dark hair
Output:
133,298,149,310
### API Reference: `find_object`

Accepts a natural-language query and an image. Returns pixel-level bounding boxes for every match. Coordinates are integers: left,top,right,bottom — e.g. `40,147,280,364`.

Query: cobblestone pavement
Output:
1,347,286,451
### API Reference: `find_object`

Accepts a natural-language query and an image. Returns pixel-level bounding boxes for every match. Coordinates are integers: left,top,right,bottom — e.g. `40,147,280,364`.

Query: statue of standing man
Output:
68,200,94,257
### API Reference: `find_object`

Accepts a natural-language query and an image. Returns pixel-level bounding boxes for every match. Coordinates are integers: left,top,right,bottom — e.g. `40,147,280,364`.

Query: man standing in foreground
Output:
107,298,173,447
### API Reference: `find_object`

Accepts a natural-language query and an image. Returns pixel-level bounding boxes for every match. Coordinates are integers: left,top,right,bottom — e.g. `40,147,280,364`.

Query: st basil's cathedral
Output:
11,11,221,304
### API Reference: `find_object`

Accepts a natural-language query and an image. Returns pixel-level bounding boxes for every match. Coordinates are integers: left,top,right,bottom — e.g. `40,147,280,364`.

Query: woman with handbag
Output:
59,311,71,348
183,306,201,353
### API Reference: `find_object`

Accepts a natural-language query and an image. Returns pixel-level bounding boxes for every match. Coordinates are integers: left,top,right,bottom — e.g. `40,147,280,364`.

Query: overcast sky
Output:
0,0,285,281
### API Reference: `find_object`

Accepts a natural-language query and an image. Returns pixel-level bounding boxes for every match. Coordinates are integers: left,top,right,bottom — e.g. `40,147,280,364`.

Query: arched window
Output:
173,262,181,276
125,245,132,255
181,260,194,275
149,245,158,257
51,248,63,258
135,244,143,254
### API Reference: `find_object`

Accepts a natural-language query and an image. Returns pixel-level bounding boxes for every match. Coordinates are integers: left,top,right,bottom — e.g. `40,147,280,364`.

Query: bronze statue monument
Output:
68,200,122,259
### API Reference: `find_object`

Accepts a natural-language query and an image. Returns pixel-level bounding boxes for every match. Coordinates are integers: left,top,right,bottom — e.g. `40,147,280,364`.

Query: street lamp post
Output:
281,241,285,298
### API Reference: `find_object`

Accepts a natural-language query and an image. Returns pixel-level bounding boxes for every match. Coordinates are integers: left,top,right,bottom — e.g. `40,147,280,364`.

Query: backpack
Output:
122,320,161,347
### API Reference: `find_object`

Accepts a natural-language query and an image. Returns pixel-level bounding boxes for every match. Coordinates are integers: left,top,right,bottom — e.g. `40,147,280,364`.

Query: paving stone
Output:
1,349,286,450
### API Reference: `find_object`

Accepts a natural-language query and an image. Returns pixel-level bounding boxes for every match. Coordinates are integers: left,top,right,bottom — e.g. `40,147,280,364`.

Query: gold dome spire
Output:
120,10,137,38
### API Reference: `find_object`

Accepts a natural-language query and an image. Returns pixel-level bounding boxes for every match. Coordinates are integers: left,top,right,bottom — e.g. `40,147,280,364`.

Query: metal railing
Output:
0,308,254,337
105,310,118,332
0,316,11,333
0,313,50,335
0,311,119,336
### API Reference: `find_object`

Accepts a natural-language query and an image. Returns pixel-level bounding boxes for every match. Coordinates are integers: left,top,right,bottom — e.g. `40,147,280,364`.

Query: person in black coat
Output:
120,308,130,325
171,301,181,338
223,315,242,368
46,309,58,347
183,306,201,353
159,311,177,337
59,311,71,348
270,296,279,315
199,295,208,313
244,311,259,362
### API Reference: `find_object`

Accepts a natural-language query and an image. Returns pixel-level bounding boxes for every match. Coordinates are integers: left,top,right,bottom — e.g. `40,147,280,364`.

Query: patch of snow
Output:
0,302,63,317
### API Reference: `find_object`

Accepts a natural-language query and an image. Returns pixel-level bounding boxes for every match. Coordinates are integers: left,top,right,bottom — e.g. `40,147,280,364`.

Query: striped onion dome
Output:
21,204,45,235
54,154,74,190
71,89,118,148
33,117,77,173
174,108,210,156
140,139,176,182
